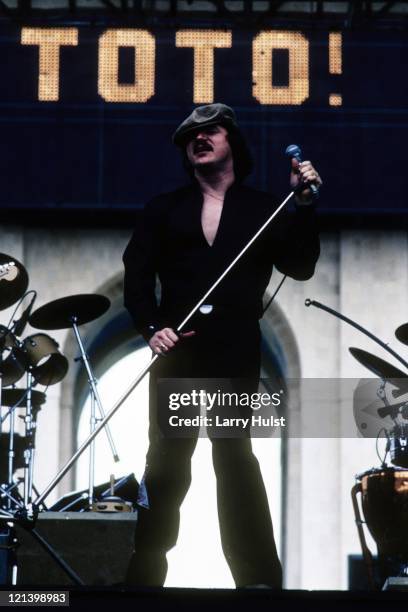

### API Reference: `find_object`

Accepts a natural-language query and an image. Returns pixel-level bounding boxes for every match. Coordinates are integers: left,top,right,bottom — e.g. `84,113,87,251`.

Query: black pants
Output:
126,316,282,588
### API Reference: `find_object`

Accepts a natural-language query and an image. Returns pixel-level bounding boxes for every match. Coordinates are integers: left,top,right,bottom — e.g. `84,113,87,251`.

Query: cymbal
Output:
377,400,408,419
0,389,46,408
395,323,408,346
0,253,29,311
349,347,408,380
29,294,110,330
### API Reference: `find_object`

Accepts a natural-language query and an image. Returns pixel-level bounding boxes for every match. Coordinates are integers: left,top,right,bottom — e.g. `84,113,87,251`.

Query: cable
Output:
6,290,36,333
375,427,389,466
262,275,287,315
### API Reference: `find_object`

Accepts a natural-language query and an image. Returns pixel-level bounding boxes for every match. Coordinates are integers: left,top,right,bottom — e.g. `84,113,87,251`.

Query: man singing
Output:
123,104,321,588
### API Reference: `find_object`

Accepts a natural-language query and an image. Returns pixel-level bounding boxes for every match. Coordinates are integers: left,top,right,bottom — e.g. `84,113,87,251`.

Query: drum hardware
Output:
354,376,408,469
305,299,408,587
0,264,93,586
306,300,408,470
22,371,35,507
352,381,408,587
0,482,24,511
377,400,408,420
4,479,46,512
388,431,408,470
72,312,119,508
0,383,84,585
29,294,118,509
0,380,44,513
375,380,408,469
305,299,408,373
88,392,97,508
0,327,65,514
7,399,16,512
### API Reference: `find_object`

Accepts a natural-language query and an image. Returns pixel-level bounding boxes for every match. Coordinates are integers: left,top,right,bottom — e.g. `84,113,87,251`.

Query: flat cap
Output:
172,103,238,146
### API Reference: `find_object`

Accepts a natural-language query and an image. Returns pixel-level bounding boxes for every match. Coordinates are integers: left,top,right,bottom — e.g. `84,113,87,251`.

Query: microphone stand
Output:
305,299,408,371
34,189,296,507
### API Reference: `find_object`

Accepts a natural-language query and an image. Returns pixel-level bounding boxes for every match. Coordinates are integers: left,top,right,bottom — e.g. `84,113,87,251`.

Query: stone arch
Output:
58,274,302,577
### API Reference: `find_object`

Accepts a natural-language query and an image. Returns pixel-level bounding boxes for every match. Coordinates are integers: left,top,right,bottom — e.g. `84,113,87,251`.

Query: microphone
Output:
285,144,319,198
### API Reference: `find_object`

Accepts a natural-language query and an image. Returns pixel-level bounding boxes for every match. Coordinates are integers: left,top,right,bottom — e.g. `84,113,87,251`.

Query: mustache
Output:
193,141,213,153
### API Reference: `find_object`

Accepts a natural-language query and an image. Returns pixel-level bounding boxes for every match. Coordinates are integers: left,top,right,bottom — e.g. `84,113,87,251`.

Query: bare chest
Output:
201,194,224,246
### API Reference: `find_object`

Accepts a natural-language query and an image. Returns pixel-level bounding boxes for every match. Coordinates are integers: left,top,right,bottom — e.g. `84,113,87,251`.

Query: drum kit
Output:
349,335,408,588
0,252,124,512
0,252,132,584
306,298,408,588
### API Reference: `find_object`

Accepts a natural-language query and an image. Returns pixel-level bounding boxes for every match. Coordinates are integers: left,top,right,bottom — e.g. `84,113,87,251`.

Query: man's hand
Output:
149,327,196,356
290,158,323,205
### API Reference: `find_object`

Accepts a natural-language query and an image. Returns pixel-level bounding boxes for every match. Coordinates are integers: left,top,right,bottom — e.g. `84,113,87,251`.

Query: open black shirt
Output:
123,181,320,340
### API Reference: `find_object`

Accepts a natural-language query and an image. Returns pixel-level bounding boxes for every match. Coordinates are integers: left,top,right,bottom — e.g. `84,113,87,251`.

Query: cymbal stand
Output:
0,483,23,512
0,267,86,585
70,315,119,506
88,392,96,507
1,388,28,506
0,394,26,513
7,398,16,512
1,391,84,586
23,370,35,506
0,379,84,586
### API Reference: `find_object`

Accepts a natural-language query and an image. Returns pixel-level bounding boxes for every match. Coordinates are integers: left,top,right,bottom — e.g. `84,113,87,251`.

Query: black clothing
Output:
123,181,319,587
126,318,284,587
123,181,319,340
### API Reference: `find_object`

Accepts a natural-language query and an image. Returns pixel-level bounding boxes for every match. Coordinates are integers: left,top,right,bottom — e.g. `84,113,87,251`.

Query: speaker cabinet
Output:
15,512,137,586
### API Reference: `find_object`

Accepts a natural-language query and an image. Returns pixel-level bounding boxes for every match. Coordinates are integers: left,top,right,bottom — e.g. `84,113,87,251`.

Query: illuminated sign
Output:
21,28,78,101
0,24,406,216
20,27,341,106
